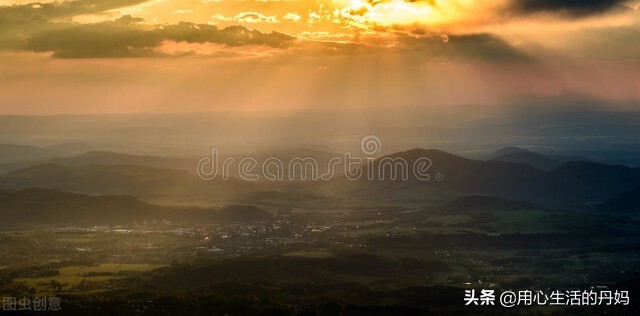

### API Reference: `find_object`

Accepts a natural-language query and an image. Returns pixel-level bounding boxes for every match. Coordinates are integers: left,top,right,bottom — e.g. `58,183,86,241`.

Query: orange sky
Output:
0,0,639,114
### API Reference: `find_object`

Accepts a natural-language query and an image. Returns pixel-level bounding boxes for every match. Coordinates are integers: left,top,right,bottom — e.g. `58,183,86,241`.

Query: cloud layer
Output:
0,0,637,64
0,0,538,61
23,16,295,58
511,0,628,16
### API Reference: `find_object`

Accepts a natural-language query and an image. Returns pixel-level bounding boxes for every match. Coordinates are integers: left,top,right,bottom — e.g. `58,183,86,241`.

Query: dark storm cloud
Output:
398,33,531,62
22,16,160,58
0,0,152,49
0,0,150,25
300,32,531,63
23,16,296,58
0,0,295,58
160,22,294,48
511,0,629,16
444,34,531,62
2,0,150,18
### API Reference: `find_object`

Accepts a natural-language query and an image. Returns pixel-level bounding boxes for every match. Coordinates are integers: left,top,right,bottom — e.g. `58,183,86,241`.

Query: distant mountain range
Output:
0,145,639,211
0,149,198,175
488,146,591,171
0,188,164,225
0,163,255,205
49,151,197,171
0,144,63,163
0,147,345,178
353,148,640,209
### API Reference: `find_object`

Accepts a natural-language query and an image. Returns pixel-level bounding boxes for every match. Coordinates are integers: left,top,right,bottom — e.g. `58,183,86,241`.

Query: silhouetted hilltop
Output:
354,148,640,209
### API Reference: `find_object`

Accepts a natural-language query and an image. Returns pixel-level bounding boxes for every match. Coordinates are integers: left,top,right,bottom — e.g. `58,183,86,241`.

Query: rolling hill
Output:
0,163,255,205
0,188,271,226
48,151,197,172
597,187,640,213
0,188,163,225
0,144,63,163
491,151,563,171
350,148,640,209
489,146,590,171
1,147,639,211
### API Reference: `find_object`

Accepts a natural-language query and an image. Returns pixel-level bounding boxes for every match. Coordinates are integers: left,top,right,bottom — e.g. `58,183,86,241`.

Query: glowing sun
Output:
338,0,443,28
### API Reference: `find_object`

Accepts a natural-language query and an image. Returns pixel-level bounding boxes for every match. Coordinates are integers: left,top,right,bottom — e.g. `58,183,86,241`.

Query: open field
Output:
15,264,165,292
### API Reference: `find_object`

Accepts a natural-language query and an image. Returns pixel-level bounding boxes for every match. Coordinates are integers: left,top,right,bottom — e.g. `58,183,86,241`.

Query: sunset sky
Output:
0,0,639,114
